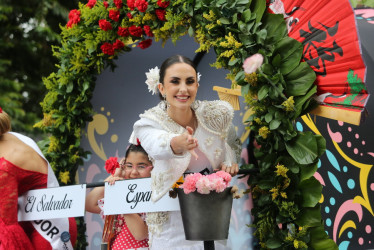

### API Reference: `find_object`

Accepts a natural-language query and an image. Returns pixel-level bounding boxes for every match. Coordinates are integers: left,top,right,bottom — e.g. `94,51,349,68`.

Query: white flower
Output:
243,53,264,74
145,66,160,95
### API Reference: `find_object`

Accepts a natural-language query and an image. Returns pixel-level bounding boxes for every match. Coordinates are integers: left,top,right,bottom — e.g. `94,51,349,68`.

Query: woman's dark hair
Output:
158,55,197,100
125,143,148,158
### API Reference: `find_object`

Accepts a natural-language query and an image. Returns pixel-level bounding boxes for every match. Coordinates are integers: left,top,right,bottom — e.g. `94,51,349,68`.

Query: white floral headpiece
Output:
145,67,202,95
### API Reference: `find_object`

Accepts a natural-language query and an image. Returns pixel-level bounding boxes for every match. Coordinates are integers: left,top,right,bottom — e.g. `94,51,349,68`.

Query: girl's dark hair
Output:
125,144,148,158
158,55,197,100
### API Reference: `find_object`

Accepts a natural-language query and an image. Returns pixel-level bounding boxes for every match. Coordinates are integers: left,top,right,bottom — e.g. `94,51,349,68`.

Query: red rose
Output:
138,39,152,49
113,39,125,50
143,25,153,37
157,0,169,8
66,9,81,28
117,26,130,36
103,1,109,8
129,25,143,37
109,9,120,22
105,157,120,174
101,43,114,55
135,0,148,12
114,0,123,9
155,9,166,21
127,13,133,19
0,107,3,113
127,0,136,10
99,19,112,31
87,0,97,8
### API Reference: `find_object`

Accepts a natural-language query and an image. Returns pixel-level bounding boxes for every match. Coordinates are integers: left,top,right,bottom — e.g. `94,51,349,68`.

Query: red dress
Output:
111,214,149,249
0,157,77,250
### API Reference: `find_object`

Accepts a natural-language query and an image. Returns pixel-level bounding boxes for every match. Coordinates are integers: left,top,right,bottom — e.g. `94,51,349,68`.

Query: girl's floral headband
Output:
145,66,201,95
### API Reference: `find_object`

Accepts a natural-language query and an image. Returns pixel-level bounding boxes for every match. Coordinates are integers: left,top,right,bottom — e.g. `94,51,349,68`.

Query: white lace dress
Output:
130,100,241,250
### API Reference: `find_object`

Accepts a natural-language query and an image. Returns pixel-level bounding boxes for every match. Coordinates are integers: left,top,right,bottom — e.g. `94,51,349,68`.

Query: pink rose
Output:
196,176,212,194
243,53,264,74
211,178,227,193
215,171,232,184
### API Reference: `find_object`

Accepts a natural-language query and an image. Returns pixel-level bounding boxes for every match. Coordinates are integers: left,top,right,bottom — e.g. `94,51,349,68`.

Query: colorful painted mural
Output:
296,9,374,250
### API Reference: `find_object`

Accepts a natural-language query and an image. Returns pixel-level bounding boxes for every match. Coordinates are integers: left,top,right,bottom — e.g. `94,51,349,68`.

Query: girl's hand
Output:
220,163,239,177
170,126,199,159
107,167,124,185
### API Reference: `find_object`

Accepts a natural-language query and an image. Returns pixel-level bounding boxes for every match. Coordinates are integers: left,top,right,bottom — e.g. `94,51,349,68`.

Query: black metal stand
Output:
204,240,215,250
85,169,258,188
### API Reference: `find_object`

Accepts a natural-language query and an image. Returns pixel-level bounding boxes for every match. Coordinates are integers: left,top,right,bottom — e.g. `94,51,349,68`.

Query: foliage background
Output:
0,0,79,136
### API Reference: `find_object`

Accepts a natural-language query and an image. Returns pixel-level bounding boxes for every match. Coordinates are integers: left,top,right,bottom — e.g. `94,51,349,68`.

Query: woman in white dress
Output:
130,55,241,249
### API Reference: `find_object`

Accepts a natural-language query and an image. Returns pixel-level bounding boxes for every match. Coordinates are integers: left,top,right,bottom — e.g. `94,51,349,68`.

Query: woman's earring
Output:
191,100,199,110
160,94,169,111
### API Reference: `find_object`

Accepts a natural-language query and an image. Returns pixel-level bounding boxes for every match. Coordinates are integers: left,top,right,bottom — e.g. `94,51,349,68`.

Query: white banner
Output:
18,184,86,221
104,178,180,215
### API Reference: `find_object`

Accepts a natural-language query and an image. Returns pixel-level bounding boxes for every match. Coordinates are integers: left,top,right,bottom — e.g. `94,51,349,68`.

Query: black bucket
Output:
176,187,233,241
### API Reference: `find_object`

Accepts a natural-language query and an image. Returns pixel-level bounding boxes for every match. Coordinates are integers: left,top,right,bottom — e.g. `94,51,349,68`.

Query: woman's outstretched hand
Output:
220,163,239,177
170,126,199,159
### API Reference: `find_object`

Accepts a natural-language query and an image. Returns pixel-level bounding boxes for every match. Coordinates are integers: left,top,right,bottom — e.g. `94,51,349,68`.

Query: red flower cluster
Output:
103,1,109,8
127,0,135,10
101,42,115,55
155,9,166,21
86,0,97,8
109,9,120,22
127,13,133,19
157,0,169,8
143,25,153,37
135,0,148,12
113,0,123,9
138,39,152,49
105,157,120,175
101,39,125,55
99,19,112,31
129,25,143,37
66,9,81,28
117,27,130,37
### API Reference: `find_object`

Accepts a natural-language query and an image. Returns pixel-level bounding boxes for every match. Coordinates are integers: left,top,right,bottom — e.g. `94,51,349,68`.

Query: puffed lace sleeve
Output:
130,118,186,161
196,100,240,166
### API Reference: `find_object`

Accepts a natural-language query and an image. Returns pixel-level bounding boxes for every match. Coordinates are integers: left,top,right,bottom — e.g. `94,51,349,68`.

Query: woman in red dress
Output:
0,108,77,249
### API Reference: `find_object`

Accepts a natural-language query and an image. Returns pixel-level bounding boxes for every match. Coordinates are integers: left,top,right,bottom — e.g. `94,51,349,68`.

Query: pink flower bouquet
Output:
180,171,232,194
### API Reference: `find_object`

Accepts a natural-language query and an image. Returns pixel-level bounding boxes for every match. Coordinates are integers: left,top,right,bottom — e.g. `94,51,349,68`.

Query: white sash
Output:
11,132,74,249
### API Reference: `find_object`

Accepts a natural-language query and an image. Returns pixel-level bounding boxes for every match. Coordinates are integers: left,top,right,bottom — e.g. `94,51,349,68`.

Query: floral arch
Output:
37,0,337,249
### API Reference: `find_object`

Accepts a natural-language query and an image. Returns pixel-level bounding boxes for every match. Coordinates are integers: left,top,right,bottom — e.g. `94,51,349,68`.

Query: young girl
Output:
86,144,153,249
